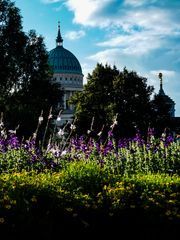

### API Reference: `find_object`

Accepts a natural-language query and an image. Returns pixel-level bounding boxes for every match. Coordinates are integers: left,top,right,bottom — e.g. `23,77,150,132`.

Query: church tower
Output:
157,72,175,117
48,22,83,125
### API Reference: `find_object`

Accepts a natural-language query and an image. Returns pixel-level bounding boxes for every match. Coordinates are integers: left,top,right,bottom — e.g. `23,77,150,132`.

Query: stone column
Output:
63,92,66,109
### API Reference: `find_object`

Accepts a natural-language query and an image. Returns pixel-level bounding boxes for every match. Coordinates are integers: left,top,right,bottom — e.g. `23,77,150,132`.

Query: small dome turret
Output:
157,72,175,117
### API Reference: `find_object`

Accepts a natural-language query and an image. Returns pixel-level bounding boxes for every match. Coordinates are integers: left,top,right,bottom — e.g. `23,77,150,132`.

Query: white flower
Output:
110,120,118,129
8,130,16,134
97,131,102,136
161,133,166,138
114,120,118,125
33,133,37,138
1,130,6,136
0,121,4,128
49,148,56,154
38,116,43,124
70,124,76,130
57,129,64,136
61,150,67,156
87,130,91,134
56,116,61,121
48,114,53,119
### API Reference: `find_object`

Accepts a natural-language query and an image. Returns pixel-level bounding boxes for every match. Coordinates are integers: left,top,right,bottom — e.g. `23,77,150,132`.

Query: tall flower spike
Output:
56,110,63,121
57,128,64,137
97,124,104,137
110,114,118,129
90,116,95,131
38,110,43,124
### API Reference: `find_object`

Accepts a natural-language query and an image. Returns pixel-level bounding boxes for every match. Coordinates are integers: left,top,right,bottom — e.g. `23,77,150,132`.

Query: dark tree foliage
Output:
111,68,154,139
0,0,26,96
0,0,63,140
69,63,154,139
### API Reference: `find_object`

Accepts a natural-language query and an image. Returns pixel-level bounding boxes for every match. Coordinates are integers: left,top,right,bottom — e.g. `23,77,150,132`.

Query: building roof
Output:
48,22,83,75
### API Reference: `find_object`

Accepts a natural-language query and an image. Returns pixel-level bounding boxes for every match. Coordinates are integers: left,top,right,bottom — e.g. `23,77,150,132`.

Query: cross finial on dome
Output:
56,21,63,47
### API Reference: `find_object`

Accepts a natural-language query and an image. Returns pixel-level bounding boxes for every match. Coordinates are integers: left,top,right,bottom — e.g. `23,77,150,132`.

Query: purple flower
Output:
108,130,113,137
148,128,155,137
7,134,20,149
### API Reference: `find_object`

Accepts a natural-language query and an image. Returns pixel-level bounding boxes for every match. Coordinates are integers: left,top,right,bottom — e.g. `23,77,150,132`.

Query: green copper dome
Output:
48,46,82,74
48,22,82,75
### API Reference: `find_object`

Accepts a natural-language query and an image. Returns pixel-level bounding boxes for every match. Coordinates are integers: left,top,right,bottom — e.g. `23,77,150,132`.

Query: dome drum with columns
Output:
48,22,83,125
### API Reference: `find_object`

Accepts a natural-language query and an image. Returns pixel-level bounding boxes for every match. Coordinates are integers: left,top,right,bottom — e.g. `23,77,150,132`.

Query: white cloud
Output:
122,8,179,35
65,0,113,27
97,31,162,56
60,0,180,34
92,6,180,56
60,1,180,56
42,0,180,36
87,48,141,71
124,0,157,7
41,0,62,3
65,30,85,40
88,48,122,64
81,63,96,84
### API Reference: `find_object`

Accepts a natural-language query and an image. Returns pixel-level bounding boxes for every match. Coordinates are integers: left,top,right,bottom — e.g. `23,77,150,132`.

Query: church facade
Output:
48,22,83,125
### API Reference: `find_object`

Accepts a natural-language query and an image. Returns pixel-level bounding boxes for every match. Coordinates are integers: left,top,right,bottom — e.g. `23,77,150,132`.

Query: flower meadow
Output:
0,115,180,239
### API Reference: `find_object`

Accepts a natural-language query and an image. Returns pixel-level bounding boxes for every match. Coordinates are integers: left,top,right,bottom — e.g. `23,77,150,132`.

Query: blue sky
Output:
14,0,180,116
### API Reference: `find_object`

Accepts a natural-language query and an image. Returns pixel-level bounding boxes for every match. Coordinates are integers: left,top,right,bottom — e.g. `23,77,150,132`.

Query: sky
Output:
14,0,180,116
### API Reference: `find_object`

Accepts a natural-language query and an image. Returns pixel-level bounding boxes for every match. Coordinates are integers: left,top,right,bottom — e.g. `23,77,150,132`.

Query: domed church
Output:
48,22,83,125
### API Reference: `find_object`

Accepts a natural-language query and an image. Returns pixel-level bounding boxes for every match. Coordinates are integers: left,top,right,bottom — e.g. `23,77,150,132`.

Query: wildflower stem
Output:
52,110,63,142
34,110,43,139
41,106,52,149
61,118,76,152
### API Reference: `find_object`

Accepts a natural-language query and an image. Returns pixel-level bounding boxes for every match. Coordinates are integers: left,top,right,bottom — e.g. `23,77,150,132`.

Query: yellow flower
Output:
10,200,17,205
66,208,73,212
0,218,5,224
130,205,136,208
83,194,89,199
144,205,149,209
148,197,155,202
165,210,171,216
5,205,11,210
85,204,90,208
31,196,37,203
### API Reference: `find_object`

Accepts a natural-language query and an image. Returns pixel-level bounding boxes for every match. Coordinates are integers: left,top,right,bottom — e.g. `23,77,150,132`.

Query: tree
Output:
69,63,154,139
0,0,63,140
111,68,154,138
0,0,26,96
